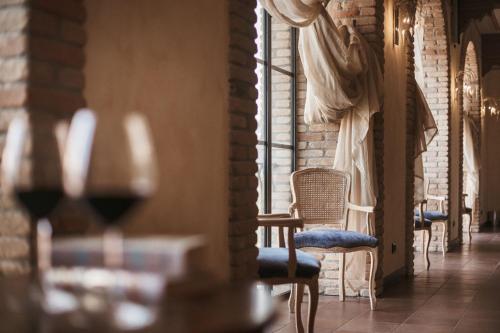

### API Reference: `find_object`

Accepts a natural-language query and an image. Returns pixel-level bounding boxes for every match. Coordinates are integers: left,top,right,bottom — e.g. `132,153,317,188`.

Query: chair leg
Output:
307,279,319,333
368,249,378,310
425,228,431,270
468,213,473,243
294,283,305,333
339,252,345,302
289,283,296,313
441,221,447,257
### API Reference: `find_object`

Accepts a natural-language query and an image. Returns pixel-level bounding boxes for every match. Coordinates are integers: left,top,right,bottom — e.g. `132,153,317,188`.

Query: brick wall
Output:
414,0,450,253
295,0,385,296
405,26,417,277
228,0,259,280
28,0,87,236
0,0,87,274
0,0,30,274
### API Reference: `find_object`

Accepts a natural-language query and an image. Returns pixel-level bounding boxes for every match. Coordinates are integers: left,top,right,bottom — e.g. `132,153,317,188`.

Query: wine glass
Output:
62,109,157,268
62,109,158,329
1,116,78,314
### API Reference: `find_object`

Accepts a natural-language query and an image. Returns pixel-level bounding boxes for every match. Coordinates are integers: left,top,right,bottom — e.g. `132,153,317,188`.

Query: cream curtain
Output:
413,24,437,204
261,0,369,122
260,0,383,294
463,114,479,208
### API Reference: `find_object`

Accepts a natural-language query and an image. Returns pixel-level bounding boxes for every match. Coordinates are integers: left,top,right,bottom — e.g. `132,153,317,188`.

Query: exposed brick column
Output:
405,27,417,276
0,0,30,274
0,0,87,274
228,0,259,280
295,0,385,297
28,0,86,187
415,0,450,253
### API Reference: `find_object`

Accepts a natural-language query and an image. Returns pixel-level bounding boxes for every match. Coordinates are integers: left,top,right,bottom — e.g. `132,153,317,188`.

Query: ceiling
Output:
458,0,500,33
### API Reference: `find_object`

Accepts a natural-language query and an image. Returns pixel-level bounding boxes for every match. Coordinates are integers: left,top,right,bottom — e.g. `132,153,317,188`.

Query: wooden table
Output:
0,277,276,333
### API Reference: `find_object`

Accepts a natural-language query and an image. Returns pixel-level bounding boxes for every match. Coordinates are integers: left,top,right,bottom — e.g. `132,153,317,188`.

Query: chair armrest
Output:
257,216,300,278
258,213,291,219
257,217,304,228
426,194,446,202
347,202,375,213
346,203,375,236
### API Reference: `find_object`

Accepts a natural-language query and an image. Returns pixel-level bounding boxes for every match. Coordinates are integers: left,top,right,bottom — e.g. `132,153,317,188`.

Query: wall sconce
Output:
482,98,500,119
394,0,416,45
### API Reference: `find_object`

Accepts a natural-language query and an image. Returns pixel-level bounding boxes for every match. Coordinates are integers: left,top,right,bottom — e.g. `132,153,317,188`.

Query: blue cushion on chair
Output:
415,210,448,220
257,248,321,279
414,217,432,228
294,229,378,249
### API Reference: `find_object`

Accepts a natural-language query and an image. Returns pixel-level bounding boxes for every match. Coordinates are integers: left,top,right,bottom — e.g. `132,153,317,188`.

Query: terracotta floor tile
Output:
335,319,399,333
270,231,500,333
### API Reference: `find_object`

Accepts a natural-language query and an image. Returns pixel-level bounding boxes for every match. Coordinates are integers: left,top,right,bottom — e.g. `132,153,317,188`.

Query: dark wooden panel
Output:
482,33,500,75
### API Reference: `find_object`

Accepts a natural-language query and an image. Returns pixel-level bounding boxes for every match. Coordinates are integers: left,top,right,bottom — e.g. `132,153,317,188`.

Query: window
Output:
254,4,297,248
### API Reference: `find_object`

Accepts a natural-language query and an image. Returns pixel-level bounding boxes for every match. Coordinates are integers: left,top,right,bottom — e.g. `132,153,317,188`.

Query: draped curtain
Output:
260,0,383,293
413,24,437,204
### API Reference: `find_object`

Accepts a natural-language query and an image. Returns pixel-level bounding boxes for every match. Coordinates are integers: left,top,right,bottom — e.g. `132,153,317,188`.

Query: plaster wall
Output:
482,68,500,216
84,0,230,278
383,0,408,278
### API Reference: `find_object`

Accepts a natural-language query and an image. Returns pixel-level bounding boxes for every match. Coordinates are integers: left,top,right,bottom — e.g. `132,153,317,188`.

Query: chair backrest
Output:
290,168,351,228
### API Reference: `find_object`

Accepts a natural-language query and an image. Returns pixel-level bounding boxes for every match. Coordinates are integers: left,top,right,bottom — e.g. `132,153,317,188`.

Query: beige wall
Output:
383,0,408,277
84,0,230,279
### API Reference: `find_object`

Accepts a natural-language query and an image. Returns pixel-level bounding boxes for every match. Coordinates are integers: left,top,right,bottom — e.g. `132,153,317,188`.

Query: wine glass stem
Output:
103,226,123,268
31,218,52,284
30,220,39,282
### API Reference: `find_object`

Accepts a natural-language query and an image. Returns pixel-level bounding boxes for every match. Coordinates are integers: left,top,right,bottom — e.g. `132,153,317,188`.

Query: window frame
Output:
255,9,298,247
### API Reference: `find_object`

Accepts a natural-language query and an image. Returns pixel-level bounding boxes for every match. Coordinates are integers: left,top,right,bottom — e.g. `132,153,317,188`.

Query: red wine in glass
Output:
86,191,144,226
15,188,64,221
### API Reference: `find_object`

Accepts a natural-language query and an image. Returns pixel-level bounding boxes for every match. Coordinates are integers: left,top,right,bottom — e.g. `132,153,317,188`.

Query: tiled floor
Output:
271,231,500,333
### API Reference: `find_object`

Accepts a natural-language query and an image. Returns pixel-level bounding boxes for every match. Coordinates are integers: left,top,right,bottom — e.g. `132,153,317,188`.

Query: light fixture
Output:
482,98,500,119
394,0,416,45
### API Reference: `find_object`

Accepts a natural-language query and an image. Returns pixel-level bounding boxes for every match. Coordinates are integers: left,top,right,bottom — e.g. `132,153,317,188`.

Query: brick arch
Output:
414,0,451,252
459,41,481,239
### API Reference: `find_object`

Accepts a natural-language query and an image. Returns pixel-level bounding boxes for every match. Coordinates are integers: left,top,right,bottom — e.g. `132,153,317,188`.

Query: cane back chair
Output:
415,179,448,256
289,168,378,310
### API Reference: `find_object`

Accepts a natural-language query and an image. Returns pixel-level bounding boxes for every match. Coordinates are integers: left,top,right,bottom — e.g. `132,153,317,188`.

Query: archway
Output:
460,42,481,241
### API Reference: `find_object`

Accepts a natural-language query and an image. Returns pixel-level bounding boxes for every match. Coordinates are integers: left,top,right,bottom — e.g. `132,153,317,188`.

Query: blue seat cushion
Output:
415,210,448,220
294,229,378,249
257,248,321,279
414,217,432,228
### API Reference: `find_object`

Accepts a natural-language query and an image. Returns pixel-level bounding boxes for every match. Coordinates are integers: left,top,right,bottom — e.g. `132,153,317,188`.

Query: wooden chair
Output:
462,194,473,243
289,168,378,310
415,180,448,256
257,215,320,333
414,200,432,270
